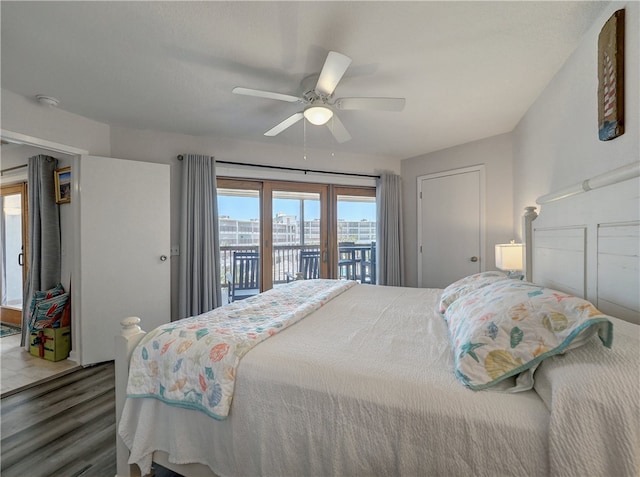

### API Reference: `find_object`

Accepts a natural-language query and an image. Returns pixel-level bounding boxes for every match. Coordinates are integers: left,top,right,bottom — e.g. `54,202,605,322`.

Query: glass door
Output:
217,180,262,304
215,178,376,295
266,182,328,289
334,187,377,284
1,183,28,326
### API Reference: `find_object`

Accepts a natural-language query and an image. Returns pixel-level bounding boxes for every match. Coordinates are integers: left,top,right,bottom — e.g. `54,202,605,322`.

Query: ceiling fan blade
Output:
327,114,351,143
315,51,352,97
334,97,406,111
264,112,304,136
233,87,300,103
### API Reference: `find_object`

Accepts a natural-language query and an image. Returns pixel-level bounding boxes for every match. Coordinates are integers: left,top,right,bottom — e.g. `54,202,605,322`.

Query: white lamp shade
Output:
495,243,523,271
304,105,333,125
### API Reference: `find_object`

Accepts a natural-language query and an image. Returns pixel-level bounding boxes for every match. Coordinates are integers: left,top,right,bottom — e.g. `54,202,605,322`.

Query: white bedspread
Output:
534,316,640,477
120,285,550,476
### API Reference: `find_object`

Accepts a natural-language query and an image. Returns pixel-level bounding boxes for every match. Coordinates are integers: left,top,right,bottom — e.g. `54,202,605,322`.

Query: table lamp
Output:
495,240,523,279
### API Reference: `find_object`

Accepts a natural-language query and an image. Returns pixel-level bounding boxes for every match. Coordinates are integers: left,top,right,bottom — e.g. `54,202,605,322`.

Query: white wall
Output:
512,1,639,234
1,89,111,156
401,133,515,288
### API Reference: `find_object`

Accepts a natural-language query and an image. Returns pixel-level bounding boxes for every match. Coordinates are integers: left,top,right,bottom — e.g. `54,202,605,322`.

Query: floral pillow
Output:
31,293,69,330
29,283,65,322
443,279,612,391
439,271,509,314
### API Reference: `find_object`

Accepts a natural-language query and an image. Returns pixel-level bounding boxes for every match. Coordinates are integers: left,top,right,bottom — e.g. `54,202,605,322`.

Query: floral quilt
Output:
126,279,356,419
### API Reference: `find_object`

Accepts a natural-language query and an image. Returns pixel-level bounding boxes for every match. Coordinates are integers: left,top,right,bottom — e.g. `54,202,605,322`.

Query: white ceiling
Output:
1,1,608,160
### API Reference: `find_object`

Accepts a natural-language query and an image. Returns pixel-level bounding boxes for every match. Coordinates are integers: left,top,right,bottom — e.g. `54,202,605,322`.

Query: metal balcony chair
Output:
338,242,358,280
225,251,260,303
286,250,320,282
361,242,377,284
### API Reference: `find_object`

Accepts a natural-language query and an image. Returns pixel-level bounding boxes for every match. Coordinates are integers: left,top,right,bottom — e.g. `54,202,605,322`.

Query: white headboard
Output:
523,162,640,325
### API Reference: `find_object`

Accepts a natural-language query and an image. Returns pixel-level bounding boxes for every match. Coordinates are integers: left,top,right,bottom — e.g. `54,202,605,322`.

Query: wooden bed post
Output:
115,317,146,477
522,206,538,282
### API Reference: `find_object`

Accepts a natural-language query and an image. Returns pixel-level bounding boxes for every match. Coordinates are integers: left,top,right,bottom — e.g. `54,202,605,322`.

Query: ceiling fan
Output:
232,51,406,143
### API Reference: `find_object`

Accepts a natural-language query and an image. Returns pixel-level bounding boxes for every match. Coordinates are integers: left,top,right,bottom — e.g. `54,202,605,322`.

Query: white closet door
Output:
76,155,170,365
418,166,485,288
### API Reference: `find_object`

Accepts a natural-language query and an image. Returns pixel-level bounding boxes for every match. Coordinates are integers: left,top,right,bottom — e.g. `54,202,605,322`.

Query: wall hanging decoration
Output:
598,9,625,141
54,167,71,204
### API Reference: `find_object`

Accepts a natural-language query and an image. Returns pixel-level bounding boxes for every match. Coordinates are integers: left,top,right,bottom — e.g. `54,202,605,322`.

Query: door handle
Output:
18,252,24,266
160,255,168,262
470,256,478,262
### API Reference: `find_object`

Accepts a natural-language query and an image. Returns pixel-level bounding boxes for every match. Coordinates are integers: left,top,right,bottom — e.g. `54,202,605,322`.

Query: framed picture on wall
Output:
597,9,625,141
54,167,71,204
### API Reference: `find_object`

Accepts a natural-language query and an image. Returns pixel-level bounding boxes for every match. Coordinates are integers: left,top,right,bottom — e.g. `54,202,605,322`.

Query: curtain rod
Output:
177,156,380,179
0,163,27,175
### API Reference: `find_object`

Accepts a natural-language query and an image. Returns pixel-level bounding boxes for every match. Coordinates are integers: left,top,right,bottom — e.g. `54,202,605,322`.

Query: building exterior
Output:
219,214,377,246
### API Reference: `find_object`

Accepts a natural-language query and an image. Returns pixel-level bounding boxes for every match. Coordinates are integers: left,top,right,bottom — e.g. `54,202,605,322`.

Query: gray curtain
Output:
178,154,222,319
376,172,404,286
0,198,6,305
21,155,60,345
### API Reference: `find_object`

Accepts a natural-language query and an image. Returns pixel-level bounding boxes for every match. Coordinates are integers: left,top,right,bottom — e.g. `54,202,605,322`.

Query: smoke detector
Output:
35,95,60,107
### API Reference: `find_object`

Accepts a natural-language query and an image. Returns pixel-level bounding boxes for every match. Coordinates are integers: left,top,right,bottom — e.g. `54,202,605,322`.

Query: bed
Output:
115,163,639,477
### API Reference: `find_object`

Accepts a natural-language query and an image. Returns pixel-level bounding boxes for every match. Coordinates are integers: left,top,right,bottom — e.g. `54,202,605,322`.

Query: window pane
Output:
273,190,320,284
337,194,377,283
1,193,23,308
217,188,261,303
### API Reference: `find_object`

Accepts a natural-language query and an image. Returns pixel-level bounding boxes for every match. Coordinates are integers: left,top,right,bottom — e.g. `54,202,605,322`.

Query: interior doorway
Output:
0,134,84,395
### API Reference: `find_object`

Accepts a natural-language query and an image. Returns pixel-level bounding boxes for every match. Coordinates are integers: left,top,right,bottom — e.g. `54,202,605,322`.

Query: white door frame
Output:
417,164,486,287
1,129,88,156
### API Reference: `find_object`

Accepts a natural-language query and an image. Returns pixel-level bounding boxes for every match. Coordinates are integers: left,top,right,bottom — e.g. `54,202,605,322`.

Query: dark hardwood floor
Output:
1,361,117,477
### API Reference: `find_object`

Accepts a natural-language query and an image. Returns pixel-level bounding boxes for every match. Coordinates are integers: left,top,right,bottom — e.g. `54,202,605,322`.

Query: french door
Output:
0,182,28,326
217,178,376,294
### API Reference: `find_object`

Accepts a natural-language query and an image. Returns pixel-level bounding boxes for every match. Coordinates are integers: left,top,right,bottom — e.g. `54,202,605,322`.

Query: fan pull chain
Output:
330,116,335,158
331,114,335,157
303,119,307,160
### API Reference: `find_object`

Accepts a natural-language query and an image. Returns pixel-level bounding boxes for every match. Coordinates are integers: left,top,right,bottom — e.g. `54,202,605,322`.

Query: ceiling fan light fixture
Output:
234,51,404,142
304,105,333,126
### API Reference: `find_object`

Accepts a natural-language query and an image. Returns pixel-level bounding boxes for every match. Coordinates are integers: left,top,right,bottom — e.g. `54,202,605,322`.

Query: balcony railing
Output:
220,243,376,290
221,244,321,287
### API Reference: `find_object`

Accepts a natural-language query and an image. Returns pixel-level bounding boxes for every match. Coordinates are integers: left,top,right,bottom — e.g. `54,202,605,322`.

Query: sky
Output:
218,196,376,221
